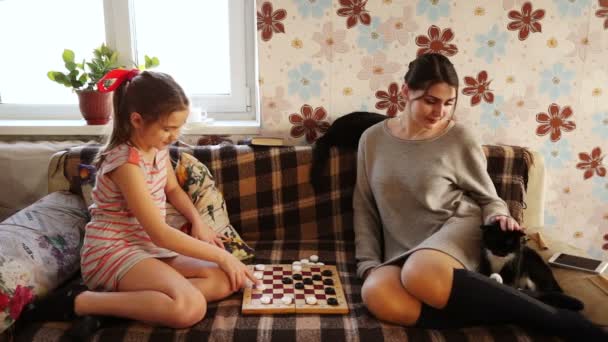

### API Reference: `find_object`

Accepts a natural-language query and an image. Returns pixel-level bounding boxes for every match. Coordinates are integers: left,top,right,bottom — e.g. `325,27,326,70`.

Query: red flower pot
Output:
76,90,113,125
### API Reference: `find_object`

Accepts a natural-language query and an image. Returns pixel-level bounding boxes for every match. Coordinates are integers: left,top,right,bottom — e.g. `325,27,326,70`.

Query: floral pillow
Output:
166,152,255,261
78,164,96,210
0,191,88,333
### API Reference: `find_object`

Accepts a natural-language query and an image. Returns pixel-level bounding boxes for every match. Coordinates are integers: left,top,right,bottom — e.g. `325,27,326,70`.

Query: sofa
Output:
2,143,606,341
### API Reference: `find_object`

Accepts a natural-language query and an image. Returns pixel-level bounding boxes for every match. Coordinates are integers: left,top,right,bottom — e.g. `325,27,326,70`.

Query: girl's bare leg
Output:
74,258,207,328
163,255,236,302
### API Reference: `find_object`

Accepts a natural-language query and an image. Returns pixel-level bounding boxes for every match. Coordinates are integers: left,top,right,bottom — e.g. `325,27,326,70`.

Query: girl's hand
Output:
191,222,225,249
491,215,524,232
217,251,260,291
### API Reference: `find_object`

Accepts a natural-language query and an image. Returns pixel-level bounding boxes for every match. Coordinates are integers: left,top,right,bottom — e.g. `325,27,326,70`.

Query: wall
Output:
256,0,608,257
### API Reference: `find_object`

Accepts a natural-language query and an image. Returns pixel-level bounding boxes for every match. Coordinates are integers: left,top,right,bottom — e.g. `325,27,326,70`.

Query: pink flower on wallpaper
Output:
462,71,494,106
566,25,603,61
261,86,291,124
507,2,545,41
576,147,606,180
375,82,405,117
257,2,287,42
536,103,576,142
597,0,608,30
357,52,401,91
337,0,371,29
289,105,331,143
378,6,418,46
415,25,458,57
312,22,349,62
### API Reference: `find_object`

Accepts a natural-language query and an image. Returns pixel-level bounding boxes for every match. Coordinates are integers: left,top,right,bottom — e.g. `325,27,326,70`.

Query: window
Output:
0,0,257,122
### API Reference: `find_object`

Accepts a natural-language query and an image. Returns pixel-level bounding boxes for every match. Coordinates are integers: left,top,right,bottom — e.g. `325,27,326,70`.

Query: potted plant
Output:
47,43,159,125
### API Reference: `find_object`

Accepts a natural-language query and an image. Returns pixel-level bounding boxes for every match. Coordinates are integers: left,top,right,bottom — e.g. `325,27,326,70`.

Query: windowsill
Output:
0,119,261,136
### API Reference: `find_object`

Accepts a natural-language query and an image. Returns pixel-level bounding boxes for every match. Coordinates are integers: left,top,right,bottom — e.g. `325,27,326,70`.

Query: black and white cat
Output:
479,222,584,311
310,111,386,190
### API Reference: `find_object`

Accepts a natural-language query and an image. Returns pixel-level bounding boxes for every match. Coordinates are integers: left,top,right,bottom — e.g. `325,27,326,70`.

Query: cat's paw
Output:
489,273,503,284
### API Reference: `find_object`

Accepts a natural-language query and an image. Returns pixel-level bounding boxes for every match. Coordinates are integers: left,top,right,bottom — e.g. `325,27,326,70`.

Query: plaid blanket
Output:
9,144,553,342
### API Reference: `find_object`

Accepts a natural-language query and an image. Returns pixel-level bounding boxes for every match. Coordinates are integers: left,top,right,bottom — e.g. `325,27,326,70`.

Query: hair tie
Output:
97,68,140,93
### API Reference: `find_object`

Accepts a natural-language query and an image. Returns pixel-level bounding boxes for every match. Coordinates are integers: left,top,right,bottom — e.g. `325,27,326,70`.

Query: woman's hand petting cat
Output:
491,215,524,232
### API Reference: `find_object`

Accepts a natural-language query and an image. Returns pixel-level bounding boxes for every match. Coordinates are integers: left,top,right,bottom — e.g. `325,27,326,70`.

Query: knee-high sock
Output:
415,269,607,341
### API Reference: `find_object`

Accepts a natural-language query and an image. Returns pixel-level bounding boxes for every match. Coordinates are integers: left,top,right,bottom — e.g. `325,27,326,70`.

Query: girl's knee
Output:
169,291,207,328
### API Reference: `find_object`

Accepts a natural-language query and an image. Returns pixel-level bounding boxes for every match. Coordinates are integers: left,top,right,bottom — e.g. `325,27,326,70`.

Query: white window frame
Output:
0,0,258,123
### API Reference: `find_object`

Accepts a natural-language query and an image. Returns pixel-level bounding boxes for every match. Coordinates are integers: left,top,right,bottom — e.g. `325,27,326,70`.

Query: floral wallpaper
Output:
255,0,608,258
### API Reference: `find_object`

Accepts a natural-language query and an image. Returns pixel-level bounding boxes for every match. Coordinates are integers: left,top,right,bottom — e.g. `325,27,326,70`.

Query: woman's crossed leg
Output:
361,249,463,326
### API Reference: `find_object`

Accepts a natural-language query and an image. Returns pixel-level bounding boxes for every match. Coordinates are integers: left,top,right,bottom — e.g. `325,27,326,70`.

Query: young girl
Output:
355,53,606,340
22,70,259,335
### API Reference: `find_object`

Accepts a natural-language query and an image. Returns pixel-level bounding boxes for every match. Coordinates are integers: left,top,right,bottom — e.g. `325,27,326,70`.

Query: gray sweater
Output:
354,121,510,278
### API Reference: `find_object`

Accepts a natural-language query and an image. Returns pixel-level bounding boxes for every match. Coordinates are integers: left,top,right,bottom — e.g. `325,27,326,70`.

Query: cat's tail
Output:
520,289,585,311
310,134,331,191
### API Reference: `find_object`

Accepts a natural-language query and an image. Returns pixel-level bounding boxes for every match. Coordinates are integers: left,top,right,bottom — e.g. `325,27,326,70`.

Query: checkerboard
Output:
242,264,349,314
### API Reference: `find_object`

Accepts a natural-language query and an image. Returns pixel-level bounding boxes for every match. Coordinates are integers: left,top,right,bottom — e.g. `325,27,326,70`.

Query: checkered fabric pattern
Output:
11,144,551,342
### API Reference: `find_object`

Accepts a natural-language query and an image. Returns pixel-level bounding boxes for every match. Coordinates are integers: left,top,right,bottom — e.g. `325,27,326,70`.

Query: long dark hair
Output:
95,71,189,167
403,53,459,109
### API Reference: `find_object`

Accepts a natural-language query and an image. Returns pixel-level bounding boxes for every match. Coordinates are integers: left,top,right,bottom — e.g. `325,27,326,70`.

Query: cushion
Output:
0,191,88,333
166,152,255,261
78,164,96,210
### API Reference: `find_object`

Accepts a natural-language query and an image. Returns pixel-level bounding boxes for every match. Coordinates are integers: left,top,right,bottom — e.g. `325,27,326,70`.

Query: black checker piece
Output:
324,287,336,295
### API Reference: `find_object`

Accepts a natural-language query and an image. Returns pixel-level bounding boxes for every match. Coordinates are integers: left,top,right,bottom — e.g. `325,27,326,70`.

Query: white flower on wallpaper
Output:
357,52,401,91
416,0,450,22
566,25,604,61
261,86,291,125
357,17,386,53
288,63,324,101
539,63,575,100
475,25,508,63
539,138,574,169
292,0,331,18
378,6,418,46
553,0,591,17
312,22,349,62
480,95,510,130
592,112,608,139
503,86,541,122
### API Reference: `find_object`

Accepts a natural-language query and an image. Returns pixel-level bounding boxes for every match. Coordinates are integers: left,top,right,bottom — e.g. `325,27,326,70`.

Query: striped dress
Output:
81,144,178,291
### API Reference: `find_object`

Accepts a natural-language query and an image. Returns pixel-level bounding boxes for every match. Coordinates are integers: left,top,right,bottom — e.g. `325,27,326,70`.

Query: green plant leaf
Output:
65,61,77,71
62,49,75,63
